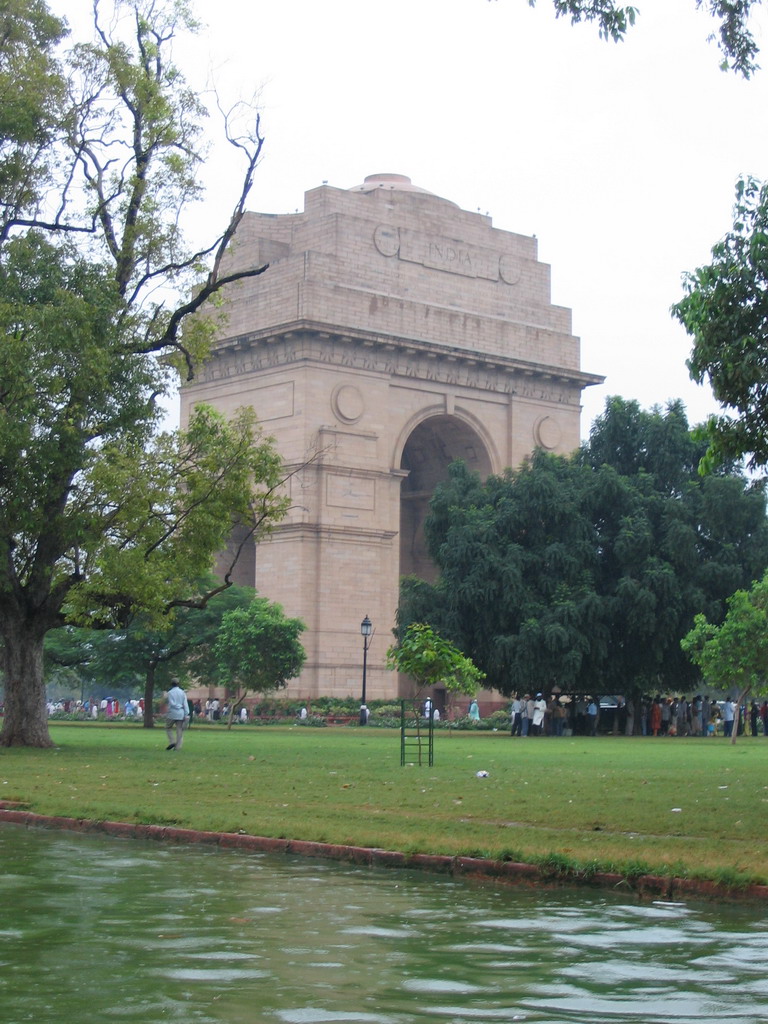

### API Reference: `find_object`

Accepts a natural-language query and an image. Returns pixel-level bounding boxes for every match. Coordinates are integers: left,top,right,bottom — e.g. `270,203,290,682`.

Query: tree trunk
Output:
226,688,246,730
730,687,749,746
0,624,54,748
142,663,156,728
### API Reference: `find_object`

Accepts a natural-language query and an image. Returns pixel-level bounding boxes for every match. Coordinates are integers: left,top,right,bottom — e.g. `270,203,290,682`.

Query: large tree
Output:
45,580,258,727
398,398,768,698
0,1,280,748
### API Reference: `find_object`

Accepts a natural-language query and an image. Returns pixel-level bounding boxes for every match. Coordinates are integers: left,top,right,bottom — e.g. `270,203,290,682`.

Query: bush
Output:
371,703,402,719
487,709,511,730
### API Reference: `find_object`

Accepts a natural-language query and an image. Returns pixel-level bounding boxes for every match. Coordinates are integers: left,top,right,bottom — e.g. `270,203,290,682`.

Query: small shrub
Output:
487,710,511,730
296,715,327,728
371,703,402,719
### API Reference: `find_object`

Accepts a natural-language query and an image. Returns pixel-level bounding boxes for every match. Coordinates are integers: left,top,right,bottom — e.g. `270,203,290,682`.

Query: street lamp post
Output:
359,615,372,725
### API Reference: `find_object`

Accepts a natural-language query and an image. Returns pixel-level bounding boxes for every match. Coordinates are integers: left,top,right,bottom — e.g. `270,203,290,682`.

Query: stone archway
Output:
399,415,493,582
181,173,602,699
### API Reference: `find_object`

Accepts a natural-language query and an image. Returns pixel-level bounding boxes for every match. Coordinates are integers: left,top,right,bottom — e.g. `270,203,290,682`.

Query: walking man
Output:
165,678,190,751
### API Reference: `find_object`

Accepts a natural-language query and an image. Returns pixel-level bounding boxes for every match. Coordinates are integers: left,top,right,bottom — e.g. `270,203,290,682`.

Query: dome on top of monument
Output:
349,173,436,196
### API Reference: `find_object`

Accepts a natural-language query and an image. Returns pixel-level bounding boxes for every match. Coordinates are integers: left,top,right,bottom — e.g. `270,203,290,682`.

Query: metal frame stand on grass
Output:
400,699,434,766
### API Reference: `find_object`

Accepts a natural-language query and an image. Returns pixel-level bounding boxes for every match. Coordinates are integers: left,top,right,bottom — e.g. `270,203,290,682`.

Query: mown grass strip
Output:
1,723,767,886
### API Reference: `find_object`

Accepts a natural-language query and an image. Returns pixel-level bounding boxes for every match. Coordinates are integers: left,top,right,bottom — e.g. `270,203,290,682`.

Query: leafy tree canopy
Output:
45,578,258,725
398,398,768,698
682,570,768,741
0,1,280,748
0,0,68,236
213,598,306,716
386,622,485,697
674,177,768,474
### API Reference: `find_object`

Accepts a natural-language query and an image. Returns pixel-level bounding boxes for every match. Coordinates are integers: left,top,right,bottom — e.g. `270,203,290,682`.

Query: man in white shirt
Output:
722,699,735,738
165,678,190,751
531,694,547,736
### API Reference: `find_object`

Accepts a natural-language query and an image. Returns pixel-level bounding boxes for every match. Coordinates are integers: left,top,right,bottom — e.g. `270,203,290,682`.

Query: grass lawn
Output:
2,722,768,886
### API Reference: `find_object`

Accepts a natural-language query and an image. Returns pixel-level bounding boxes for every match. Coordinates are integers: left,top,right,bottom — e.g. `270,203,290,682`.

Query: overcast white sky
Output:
67,0,768,439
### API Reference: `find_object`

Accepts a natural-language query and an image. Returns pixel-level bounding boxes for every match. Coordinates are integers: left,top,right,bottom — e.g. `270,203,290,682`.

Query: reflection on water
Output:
2,824,768,1023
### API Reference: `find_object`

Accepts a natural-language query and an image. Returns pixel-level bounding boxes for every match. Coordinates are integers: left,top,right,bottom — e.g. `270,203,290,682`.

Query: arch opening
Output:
399,415,492,582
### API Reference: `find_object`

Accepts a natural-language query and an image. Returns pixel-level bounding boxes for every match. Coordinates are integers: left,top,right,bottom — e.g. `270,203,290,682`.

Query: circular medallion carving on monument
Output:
534,416,561,450
499,254,522,286
332,383,365,424
373,224,400,257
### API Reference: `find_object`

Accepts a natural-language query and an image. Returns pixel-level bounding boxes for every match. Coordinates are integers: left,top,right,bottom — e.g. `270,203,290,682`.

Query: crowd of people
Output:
47,697,146,719
46,694,256,723
646,695,768,738
501,693,768,737
507,694,599,736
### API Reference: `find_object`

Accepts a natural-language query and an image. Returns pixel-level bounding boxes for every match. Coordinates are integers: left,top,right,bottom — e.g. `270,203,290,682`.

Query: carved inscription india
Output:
373,225,521,285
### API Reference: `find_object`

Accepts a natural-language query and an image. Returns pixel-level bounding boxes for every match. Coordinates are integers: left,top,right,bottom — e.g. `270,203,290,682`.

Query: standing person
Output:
531,694,546,736
750,700,760,737
676,696,689,737
510,695,523,736
468,699,480,721
660,698,671,736
164,678,190,751
722,699,735,738
701,696,711,736
586,698,598,736
520,695,531,736
524,694,535,736
691,695,703,737
650,697,662,737
552,698,566,737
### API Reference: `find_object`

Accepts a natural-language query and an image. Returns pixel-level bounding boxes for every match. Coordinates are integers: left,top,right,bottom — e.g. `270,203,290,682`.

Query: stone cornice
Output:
267,521,398,544
200,321,603,407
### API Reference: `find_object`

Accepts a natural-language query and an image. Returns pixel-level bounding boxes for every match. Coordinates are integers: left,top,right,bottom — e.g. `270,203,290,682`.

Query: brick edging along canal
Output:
1,802,765,904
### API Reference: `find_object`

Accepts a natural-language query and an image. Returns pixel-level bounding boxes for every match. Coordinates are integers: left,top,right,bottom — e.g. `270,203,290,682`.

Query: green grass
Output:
2,723,768,885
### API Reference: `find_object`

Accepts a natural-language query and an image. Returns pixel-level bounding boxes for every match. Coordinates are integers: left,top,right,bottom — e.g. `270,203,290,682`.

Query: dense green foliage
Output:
0,0,68,238
45,580,259,725
683,570,768,740
0,1,278,747
213,598,306,713
386,622,485,696
675,177,768,473
398,398,768,697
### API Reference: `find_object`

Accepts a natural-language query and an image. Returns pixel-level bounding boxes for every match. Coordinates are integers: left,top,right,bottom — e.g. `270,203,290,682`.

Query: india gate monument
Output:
181,173,602,702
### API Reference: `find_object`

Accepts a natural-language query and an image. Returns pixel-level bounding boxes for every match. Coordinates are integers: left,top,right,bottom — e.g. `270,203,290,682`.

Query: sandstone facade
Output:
180,173,602,701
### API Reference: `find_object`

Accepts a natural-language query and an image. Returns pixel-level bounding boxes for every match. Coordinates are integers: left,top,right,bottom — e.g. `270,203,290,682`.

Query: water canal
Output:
2,824,768,1023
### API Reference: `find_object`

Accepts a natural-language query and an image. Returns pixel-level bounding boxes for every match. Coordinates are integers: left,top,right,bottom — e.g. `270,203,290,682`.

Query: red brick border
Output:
1,803,766,903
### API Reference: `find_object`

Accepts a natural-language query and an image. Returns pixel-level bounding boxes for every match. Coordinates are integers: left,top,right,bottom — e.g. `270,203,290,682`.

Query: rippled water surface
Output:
3,824,768,1023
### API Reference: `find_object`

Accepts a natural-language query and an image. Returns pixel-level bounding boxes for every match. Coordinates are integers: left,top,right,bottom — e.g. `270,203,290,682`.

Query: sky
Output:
65,0,768,439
